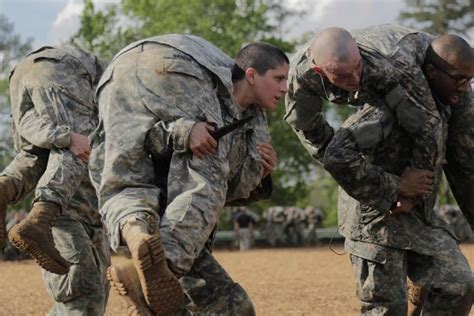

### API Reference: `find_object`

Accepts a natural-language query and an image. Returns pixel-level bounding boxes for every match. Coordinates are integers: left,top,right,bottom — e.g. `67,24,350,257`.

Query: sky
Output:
0,0,407,49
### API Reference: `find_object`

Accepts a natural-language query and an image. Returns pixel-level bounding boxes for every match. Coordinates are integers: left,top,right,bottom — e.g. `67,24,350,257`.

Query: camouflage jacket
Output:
9,45,102,152
285,24,441,171
324,103,455,253
92,36,270,250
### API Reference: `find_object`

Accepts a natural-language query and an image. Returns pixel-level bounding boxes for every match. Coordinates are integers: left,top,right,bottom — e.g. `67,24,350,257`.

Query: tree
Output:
71,0,300,58
399,0,474,37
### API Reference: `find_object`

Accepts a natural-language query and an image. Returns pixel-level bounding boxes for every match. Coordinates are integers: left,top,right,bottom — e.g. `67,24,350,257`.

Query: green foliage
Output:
71,0,300,58
399,0,474,36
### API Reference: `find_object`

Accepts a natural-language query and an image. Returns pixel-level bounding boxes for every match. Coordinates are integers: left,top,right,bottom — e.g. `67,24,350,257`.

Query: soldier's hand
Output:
399,167,434,198
189,122,217,159
389,197,415,215
69,132,91,163
257,142,277,177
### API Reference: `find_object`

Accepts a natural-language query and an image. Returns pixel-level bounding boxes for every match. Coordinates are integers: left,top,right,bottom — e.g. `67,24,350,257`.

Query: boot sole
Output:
133,234,184,315
107,264,155,316
8,228,70,275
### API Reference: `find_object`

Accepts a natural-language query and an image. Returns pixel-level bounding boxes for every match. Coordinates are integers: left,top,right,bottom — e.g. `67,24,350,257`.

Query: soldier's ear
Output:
424,64,437,80
245,67,257,85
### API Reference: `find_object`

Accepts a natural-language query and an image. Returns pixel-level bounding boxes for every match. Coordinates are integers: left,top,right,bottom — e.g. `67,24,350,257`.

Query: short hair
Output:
425,34,473,68
232,42,289,82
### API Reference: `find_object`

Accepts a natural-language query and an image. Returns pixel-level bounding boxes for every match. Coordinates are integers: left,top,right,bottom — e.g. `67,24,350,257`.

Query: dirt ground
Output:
1,243,474,316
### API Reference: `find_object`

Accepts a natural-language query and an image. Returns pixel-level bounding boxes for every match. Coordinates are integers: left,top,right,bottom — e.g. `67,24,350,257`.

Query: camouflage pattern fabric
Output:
347,230,472,314
43,212,110,315
179,246,255,315
5,46,109,313
325,103,473,314
285,24,441,172
91,35,269,277
444,91,474,229
5,45,101,215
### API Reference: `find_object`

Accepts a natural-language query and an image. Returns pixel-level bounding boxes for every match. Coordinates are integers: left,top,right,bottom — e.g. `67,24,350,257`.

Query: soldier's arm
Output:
383,66,441,171
323,118,400,213
284,80,334,162
18,106,71,149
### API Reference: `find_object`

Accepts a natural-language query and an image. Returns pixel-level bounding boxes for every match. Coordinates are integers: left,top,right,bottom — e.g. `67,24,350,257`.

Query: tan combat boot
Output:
407,279,427,316
108,260,156,316
0,176,17,248
122,220,184,315
8,201,71,274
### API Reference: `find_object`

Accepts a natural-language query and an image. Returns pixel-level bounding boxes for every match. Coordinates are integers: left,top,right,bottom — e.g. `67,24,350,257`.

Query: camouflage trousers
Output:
179,247,255,315
348,231,473,315
1,144,87,210
42,213,110,316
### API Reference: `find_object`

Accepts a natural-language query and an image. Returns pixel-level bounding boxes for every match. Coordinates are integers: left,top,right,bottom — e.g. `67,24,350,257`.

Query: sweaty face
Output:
321,56,363,92
253,63,289,111
429,59,474,105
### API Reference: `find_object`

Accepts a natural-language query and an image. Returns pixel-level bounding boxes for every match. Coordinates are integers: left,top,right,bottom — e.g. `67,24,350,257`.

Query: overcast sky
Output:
1,0,408,48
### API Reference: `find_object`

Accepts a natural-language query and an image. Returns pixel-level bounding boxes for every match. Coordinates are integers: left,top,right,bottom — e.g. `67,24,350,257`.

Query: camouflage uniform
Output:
5,45,104,210
262,206,286,246
324,104,473,314
43,205,111,316
6,46,110,314
444,91,474,229
91,35,270,313
438,205,473,242
285,23,474,230
179,235,254,315
285,24,440,172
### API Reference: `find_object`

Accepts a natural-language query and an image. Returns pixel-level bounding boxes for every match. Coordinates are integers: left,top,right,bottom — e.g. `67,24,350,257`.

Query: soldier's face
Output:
428,58,474,105
253,62,289,111
321,54,363,92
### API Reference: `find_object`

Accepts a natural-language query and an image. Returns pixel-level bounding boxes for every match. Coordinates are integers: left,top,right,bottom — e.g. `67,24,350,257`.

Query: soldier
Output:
284,207,305,246
284,25,474,225
3,46,110,314
233,207,258,251
89,35,287,314
263,206,287,246
304,206,324,245
324,34,473,314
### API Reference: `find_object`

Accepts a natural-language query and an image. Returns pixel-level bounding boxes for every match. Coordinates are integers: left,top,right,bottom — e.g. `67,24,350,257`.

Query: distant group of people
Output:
261,206,324,247
0,21,473,315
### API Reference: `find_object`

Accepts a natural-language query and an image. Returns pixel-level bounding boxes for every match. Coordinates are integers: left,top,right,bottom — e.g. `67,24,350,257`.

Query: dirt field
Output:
1,243,473,315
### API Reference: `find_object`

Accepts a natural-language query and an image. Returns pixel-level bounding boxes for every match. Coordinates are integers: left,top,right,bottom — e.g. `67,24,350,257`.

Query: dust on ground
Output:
1,243,474,315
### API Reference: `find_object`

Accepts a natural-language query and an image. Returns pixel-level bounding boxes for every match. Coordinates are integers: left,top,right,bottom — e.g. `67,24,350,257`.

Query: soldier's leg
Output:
42,214,110,316
0,146,49,247
180,247,255,315
419,231,473,315
349,247,408,315
445,94,474,230
8,149,86,274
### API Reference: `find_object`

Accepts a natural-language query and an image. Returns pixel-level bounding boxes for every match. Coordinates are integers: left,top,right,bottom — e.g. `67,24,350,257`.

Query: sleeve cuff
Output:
171,118,197,153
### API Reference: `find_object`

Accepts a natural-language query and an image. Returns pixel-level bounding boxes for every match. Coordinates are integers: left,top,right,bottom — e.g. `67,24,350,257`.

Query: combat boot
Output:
407,279,427,316
0,176,17,248
8,201,71,274
122,220,184,315
108,260,156,316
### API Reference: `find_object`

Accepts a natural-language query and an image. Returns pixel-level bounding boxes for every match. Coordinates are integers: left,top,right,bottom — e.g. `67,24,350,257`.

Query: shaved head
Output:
311,27,359,67
310,27,363,92
427,34,474,68
424,34,474,105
